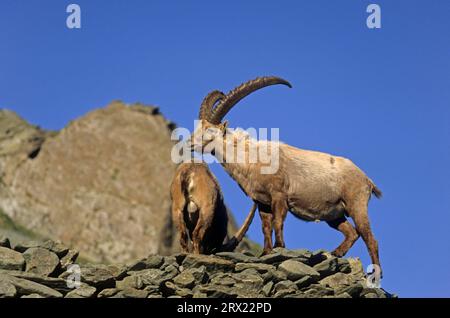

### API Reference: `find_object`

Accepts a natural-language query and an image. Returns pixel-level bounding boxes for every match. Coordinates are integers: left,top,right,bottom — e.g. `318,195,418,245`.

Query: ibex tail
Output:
369,178,383,199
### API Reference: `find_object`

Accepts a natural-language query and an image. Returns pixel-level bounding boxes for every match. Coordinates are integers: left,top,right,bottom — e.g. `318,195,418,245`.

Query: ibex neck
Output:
213,132,255,197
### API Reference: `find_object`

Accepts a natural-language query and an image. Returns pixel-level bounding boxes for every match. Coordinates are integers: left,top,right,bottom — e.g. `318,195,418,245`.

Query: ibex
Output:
188,76,383,272
170,162,256,254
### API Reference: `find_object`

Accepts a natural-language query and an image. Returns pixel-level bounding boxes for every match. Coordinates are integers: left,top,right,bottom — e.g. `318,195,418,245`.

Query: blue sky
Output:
1,1,449,297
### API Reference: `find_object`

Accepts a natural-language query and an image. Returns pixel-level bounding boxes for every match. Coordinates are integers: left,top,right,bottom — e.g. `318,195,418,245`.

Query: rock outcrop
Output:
0,238,394,298
0,102,178,263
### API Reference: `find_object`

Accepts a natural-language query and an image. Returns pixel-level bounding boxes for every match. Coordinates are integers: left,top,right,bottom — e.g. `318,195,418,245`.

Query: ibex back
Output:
170,162,256,254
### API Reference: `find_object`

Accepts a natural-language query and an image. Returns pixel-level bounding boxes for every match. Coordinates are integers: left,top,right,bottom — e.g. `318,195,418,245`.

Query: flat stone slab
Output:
215,252,258,263
278,260,320,281
182,254,235,272
65,284,96,298
0,273,62,298
235,262,275,273
0,247,25,271
0,270,72,293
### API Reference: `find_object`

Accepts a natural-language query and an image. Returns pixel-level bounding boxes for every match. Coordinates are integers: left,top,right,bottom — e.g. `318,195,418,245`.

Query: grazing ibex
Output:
188,76,383,272
170,162,256,254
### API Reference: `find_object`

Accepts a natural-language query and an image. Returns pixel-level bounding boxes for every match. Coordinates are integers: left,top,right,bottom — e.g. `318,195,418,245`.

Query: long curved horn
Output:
221,202,257,252
208,76,292,124
198,90,225,121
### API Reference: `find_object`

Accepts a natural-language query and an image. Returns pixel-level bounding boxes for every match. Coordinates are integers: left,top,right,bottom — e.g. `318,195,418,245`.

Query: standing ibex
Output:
188,76,383,272
170,162,256,254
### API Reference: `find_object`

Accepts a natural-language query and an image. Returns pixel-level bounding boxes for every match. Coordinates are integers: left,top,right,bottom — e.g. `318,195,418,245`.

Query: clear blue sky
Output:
1,1,449,297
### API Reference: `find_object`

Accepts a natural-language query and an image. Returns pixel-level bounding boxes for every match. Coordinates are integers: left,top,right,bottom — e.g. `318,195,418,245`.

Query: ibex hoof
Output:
260,249,273,256
331,250,344,258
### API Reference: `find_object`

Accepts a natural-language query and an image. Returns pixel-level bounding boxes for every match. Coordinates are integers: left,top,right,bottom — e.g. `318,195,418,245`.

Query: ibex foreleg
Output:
272,197,288,248
258,204,273,255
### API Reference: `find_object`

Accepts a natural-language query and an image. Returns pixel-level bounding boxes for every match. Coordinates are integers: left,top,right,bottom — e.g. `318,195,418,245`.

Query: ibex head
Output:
189,76,292,153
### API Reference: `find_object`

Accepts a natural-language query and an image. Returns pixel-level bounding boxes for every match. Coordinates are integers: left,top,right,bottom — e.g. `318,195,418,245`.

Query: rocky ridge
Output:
0,237,394,298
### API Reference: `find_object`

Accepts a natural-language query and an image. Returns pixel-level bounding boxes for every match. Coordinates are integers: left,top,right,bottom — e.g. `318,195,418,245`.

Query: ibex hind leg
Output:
327,216,359,257
173,207,189,253
192,210,212,254
347,200,382,275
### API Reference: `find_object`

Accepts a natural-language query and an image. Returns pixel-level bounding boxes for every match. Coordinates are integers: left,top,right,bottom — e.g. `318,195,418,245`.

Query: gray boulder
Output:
59,249,79,271
278,260,320,281
23,247,60,276
116,275,144,290
0,280,17,298
0,247,25,271
65,284,96,298
313,257,340,278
